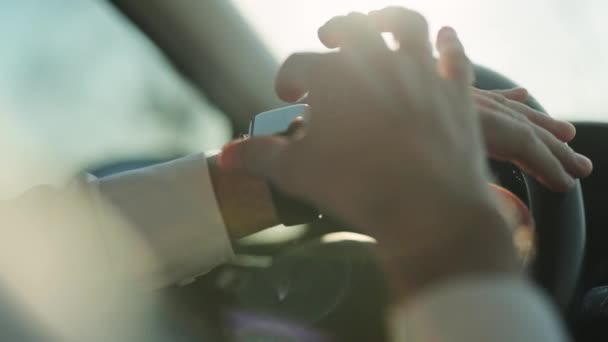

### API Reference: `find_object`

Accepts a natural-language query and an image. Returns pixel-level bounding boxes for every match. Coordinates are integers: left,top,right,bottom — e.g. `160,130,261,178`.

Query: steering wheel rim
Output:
474,65,586,311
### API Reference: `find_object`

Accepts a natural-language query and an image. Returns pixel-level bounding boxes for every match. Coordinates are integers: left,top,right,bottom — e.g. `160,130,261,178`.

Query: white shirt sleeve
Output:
89,153,234,288
1,156,572,341
0,153,234,340
389,276,569,342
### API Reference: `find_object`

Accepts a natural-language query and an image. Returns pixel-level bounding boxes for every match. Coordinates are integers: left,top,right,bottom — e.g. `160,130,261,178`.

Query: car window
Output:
0,0,230,194
232,0,607,121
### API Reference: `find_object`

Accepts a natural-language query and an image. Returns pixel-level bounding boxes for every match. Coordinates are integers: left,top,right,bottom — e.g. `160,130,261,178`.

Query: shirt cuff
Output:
91,153,233,288
389,276,569,342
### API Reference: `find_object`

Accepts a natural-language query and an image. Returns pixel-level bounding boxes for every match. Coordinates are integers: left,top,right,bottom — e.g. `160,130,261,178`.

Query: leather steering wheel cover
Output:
526,178,586,309
474,65,586,310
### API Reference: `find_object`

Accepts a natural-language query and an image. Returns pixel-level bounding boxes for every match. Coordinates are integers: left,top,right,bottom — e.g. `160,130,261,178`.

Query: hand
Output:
473,87,592,190
220,10,517,296
320,7,592,191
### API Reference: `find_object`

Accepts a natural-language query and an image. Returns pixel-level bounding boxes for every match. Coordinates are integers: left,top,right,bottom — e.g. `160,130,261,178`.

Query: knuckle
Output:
532,111,552,126
516,124,539,153
385,7,430,38
502,104,526,122
512,110,529,123
475,92,497,108
491,92,507,104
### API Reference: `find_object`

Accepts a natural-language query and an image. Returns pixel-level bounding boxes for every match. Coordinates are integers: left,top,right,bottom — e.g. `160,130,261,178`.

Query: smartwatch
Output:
249,105,319,226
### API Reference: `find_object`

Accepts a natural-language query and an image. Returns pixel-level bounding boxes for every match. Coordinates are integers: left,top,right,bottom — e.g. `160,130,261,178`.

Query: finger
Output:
492,88,529,102
531,125,593,178
436,26,474,86
318,15,343,48
479,93,593,178
367,7,432,60
317,12,387,54
317,13,394,106
275,52,322,102
481,109,575,191
475,90,576,142
285,116,307,137
502,99,576,142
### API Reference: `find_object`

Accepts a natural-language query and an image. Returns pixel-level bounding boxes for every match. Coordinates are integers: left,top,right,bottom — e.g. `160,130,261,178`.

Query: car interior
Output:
1,0,606,341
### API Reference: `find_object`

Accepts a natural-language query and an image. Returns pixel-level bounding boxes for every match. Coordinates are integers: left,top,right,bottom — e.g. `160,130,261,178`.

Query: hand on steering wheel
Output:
221,5,589,312
221,9,518,298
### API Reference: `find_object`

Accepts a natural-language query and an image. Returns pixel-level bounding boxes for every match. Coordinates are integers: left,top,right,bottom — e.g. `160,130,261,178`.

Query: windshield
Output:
232,0,606,121
0,0,231,195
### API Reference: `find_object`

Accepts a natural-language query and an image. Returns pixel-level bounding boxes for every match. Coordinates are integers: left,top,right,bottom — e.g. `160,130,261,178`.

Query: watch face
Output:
250,104,309,136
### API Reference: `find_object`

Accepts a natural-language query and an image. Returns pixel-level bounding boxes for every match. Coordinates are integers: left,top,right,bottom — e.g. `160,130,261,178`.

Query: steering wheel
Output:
473,65,586,311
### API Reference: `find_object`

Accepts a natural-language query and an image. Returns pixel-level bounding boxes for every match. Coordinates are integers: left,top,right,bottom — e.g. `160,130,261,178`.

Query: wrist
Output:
207,154,280,239
380,193,520,302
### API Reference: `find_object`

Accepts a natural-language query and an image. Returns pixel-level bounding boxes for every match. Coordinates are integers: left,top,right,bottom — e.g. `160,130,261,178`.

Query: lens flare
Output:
490,184,535,264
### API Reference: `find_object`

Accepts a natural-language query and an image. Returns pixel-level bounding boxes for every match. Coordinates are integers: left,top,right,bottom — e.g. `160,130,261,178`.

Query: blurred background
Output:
0,0,605,196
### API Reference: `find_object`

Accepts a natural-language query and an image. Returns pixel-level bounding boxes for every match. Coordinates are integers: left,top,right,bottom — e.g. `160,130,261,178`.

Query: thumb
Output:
436,26,474,86
218,136,289,179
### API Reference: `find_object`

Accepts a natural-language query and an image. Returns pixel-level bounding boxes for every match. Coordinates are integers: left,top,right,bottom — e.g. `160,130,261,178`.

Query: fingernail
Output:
565,121,576,136
554,121,576,142
439,26,457,38
218,139,243,169
576,153,593,174
437,26,458,45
